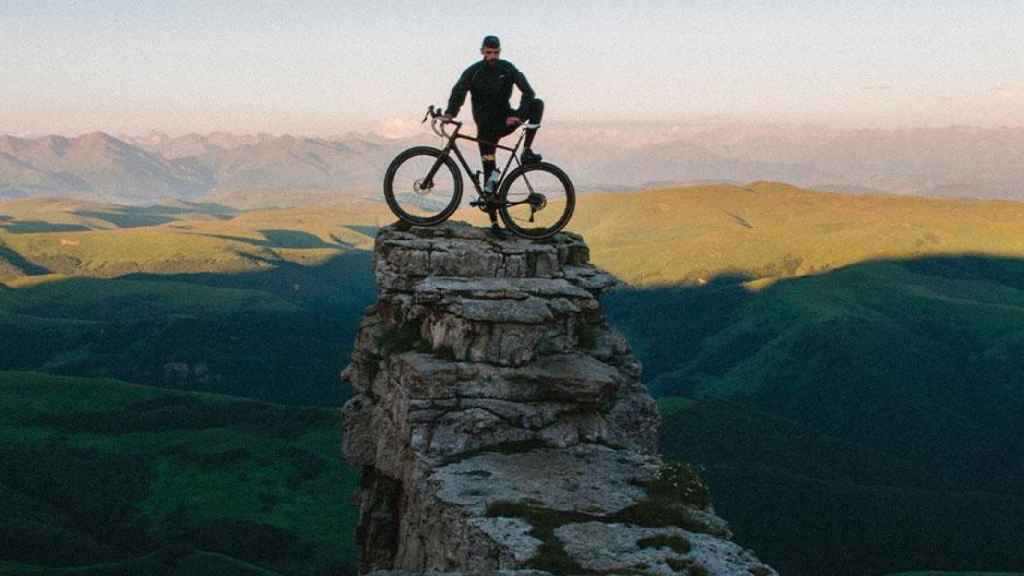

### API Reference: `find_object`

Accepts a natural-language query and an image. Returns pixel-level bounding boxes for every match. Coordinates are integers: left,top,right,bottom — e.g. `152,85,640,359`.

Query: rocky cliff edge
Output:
341,221,776,576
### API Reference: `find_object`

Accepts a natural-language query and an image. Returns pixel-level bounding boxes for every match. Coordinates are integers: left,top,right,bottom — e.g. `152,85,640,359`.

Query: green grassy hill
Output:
0,371,358,575
0,259,375,406
617,255,1024,575
0,198,386,281
0,200,382,406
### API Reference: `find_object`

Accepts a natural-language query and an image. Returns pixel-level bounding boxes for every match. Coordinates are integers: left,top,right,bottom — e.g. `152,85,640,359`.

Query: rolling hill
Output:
0,371,358,575
605,255,1024,575
0,198,384,406
572,183,1024,574
571,181,1024,286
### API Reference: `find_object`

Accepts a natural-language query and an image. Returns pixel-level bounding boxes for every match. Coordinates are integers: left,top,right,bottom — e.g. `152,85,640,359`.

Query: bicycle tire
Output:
497,162,575,239
383,146,463,226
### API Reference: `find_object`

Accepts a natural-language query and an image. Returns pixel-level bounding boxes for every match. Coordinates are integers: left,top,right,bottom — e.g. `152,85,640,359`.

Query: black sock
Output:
524,98,543,150
483,160,496,186
524,128,537,151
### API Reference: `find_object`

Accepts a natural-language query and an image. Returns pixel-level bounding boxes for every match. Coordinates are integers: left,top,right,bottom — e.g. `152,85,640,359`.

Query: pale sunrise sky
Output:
1,0,1022,136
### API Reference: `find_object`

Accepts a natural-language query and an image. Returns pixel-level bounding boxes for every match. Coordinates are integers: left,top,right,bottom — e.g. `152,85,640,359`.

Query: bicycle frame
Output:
422,120,528,199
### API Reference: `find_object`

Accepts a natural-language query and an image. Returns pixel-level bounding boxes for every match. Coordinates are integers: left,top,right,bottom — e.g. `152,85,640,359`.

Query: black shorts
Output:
476,99,544,158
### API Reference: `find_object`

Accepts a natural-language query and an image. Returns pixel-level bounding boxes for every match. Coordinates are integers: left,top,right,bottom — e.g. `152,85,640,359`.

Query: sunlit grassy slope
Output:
0,197,390,281
572,182,1024,285
0,371,358,575
8,182,1024,287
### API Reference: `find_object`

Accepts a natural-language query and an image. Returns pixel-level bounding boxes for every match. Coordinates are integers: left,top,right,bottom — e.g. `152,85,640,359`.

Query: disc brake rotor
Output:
413,179,433,196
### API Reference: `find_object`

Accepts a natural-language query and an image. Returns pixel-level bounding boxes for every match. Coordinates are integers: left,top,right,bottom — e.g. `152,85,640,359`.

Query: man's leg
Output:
477,134,501,231
522,98,544,162
477,136,498,191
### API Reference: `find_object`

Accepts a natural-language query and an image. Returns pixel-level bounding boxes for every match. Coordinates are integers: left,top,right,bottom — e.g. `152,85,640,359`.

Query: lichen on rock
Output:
342,221,775,575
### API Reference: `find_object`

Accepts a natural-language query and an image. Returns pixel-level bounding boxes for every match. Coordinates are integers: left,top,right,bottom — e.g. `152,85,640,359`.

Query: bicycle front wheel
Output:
497,162,575,239
383,146,463,226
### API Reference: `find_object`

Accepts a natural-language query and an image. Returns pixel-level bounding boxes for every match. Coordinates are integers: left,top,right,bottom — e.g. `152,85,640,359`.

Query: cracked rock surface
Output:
342,221,776,576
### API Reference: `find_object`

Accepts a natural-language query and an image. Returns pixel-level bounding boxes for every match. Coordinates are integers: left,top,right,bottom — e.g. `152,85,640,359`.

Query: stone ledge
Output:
368,565,557,569
555,522,776,576
383,352,622,401
414,276,594,301
432,444,658,517
374,221,597,293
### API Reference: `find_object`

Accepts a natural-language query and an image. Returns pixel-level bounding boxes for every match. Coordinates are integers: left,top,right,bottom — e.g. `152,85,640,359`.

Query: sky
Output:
1,0,1022,136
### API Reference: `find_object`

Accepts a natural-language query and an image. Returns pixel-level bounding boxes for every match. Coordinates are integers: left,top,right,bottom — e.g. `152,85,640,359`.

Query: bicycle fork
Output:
419,151,450,190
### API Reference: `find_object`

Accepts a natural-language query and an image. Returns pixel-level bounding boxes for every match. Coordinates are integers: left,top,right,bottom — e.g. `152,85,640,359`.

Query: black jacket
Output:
445,59,535,133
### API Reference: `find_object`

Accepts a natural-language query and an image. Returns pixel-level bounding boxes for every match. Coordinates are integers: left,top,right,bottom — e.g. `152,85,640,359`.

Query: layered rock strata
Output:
342,221,775,576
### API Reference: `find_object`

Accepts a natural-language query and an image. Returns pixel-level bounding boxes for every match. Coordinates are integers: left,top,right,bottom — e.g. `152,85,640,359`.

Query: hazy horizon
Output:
5,116,1024,142
2,1,1022,135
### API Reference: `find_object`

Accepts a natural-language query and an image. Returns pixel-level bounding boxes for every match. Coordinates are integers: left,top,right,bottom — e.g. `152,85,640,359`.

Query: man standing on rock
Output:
442,35,544,237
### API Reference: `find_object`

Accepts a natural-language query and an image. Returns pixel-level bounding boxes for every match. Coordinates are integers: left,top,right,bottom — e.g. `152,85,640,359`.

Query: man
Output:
443,35,544,235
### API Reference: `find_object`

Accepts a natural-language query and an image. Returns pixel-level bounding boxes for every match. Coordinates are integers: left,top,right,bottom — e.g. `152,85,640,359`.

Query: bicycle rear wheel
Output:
383,146,463,226
497,162,575,239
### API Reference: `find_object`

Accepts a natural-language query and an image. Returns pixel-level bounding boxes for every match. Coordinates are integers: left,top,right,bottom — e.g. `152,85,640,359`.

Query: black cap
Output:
482,35,500,49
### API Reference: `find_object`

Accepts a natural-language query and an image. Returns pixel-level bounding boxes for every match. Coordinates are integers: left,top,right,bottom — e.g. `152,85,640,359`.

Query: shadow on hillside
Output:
72,204,236,229
603,252,1024,576
263,229,347,249
74,210,177,228
125,202,237,217
0,250,376,406
121,249,375,303
723,209,754,229
196,229,351,250
0,241,51,275
0,204,238,234
0,220,91,233
343,224,379,238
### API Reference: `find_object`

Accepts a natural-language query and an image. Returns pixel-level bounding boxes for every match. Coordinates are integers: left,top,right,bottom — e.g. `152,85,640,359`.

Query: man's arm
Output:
445,65,475,117
512,67,536,119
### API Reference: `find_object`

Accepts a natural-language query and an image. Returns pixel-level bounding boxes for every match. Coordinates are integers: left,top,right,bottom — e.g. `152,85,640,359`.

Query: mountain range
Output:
0,132,210,203
1,123,1022,205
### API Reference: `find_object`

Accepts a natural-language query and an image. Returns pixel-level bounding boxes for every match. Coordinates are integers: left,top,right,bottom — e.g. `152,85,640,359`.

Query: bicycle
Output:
383,105,575,239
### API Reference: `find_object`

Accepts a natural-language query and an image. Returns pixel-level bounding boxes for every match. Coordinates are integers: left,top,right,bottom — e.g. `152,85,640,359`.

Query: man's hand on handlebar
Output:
423,105,454,124
506,116,523,127
424,105,459,138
